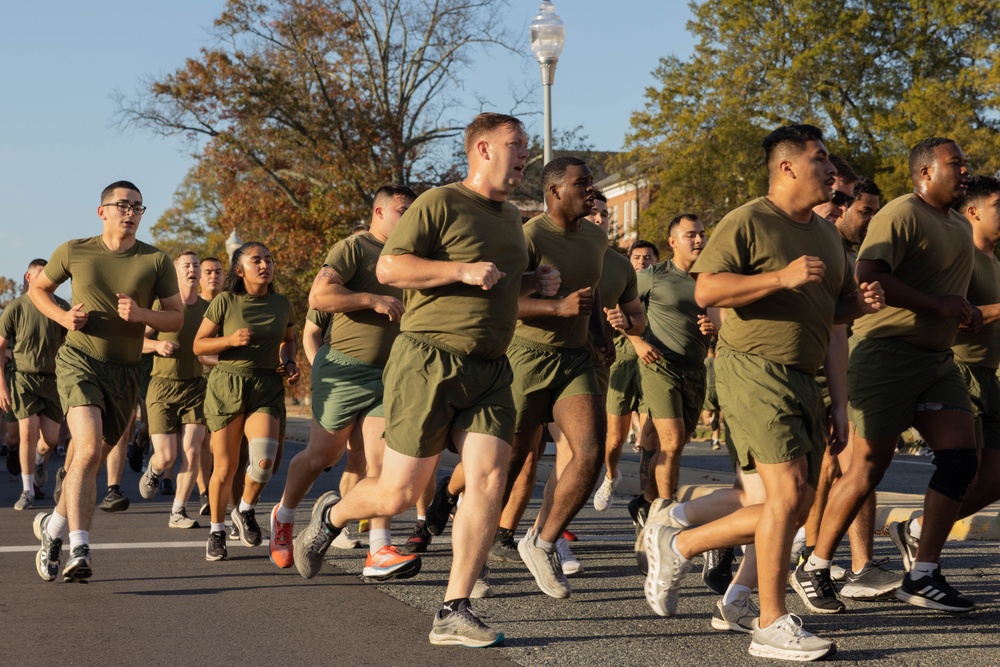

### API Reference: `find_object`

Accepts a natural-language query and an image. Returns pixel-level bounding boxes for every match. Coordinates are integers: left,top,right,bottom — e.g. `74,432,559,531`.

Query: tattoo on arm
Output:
320,266,335,282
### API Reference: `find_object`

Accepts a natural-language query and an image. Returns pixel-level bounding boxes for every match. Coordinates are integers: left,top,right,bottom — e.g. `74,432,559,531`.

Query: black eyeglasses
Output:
103,201,147,215
831,190,855,208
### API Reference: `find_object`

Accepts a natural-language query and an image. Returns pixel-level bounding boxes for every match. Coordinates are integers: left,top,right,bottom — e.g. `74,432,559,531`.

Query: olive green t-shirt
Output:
0,293,69,374
691,197,856,374
599,247,639,341
43,236,179,363
853,194,973,351
204,291,295,370
306,308,333,344
151,297,210,380
322,231,402,367
381,182,528,360
952,250,1000,369
515,214,608,349
638,259,708,365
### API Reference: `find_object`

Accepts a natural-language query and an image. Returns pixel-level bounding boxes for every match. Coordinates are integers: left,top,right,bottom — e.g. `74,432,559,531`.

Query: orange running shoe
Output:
362,545,422,581
269,504,294,569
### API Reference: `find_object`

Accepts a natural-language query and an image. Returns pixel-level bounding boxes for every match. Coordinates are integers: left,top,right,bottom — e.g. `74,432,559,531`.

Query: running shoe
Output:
839,559,902,600
229,524,240,541
518,530,570,599
159,478,175,496
62,545,92,583
98,487,130,512
362,545,422,580
643,523,692,616
231,507,262,547
895,569,974,612
169,507,199,529
332,523,362,549
593,470,621,511
562,529,577,542
126,439,145,473
311,490,341,523
14,491,33,511
139,466,161,499
710,589,759,633
53,466,67,505
199,492,211,516
206,530,228,561
702,547,735,595
294,493,341,579
489,528,519,562
888,519,918,572
269,504,294,568
33,512,61,582
628,495,649,536
6,443,20,475
556,537,582,576
748,613,836,661
33,461,48,490
711,439,721,450
425,475,458,536
635,498,676,575
428,603,504,648
470,563,494,599
403,520,432,554
790,564,845,614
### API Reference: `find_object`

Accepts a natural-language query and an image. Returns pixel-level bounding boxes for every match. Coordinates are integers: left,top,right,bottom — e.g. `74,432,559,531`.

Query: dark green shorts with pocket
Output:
8,371,62,423
311,346,385,432
508,336,602,432
205,366,285,432
146,376,206,435
56,345,140,446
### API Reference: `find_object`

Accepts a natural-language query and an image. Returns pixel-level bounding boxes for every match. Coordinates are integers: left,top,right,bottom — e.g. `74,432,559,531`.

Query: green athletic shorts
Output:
205,366,285,432
55,344,140,446
311,345,385,432
703,357,719,411
138,353,154,401
957,362,1000,452
640,355,706,433
146,376,206,435
607,355,643,417
848,337,972,441
716,349,824,487
508,336,603,432
383,333,515,458
7,371,62,423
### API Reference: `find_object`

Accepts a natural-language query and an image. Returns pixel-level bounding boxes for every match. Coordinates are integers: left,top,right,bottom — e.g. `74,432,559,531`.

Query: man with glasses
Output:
29,181,182,583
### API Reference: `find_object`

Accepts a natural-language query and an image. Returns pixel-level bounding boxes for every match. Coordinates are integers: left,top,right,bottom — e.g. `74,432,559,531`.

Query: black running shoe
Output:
790,564,845,614
628,496,649,537
703,547,736,595
404,520,432,554
53,466,67,505
206,530,228,561
231,507,262,547
98,487,130,513
159,478,175,496
199,492,211,516
126,440,145,473
6,444,21,475
488,528,519,563
888,520,918,573
896,569,974,612
425,475,458,536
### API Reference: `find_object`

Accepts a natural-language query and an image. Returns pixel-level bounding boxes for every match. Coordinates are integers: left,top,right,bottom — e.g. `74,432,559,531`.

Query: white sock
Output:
909,518,923,540
369,528,391,553
416,514,426,523
211,522,226,533
68,530,89,551
171,500,185,514
669,534,688,560
275,504,296,524
238,499,253,513
912,561,938,578
668,503,691,527
46,511,68,540
35,452,45,465
804,554,831,572
21,474,33,495
723,583,752,606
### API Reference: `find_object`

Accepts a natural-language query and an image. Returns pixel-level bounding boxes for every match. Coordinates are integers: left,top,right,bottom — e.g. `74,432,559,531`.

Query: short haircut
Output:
24,259,47,290
667,213,699,237
593,190,607,203
373,183,417,208
628,239,660,259
829,154,858,184
174,249,199,262
762,124,825,171
542,156,588,191
101,180,141,202
853,177,883,200
464,113,524,154
960,174,1000,210
908,137,956,177
201,256,223,266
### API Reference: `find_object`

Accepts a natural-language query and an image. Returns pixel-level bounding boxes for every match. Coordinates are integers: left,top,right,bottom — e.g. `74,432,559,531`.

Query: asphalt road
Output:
1,421,997,666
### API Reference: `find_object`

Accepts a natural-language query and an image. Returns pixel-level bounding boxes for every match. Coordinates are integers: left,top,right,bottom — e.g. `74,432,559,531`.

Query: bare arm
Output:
377,254,503,290
280,325,300,385
302,319,324,366
856,259,970,322
0,336,10,412
694,256,826,308
824,324,849,452
118,292,184,333
29,273,85,331
605,297,646,337
309,266,403,321
192,318,250,356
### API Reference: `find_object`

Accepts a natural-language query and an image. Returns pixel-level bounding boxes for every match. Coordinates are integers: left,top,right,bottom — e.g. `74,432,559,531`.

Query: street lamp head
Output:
530,1,565,68
224,229,243,261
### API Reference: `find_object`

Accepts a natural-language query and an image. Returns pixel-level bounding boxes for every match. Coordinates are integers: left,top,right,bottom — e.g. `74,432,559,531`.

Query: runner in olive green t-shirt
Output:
192,256,224,517
29,180,183,584
302,114,559,648
640,126,882,662
138,250,211,530
277,185,420,582
0,260,68,510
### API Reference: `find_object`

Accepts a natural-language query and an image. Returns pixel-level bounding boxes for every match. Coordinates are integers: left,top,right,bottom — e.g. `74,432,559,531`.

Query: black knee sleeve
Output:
928,448,978,501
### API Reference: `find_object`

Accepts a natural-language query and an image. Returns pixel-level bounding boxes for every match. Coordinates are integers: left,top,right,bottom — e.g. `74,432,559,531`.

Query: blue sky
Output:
0,0,696,285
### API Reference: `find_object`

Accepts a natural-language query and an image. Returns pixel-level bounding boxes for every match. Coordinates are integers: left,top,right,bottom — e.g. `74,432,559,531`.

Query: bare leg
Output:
280,419,351,510
174,423,206,508
62,406,104,533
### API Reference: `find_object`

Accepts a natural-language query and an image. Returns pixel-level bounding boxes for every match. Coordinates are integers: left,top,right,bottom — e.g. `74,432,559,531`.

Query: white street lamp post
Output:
225,229,242,263
530,1,565,167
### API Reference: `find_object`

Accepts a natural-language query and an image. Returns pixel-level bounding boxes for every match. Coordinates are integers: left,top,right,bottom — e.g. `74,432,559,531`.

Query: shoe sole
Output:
363,556,422,581
428,630,504,648
425,476,454,536
749,641,837,661
206,550,228,562
199,503,211,516
789,571,846,614
711,614,753,634
403,541,428,554
139,470,160,499
488,549,519,563
99,499,130,513
643,525,672,616
33,513,58,582
517,538,571,599
169,521,199,529
840,584,901,601
562,563,582,577
62,560,92,583
231,509,262,548
895,588,974,613
888,522,915,572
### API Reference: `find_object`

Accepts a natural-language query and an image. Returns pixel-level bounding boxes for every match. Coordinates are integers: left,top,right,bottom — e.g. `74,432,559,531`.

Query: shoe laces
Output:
273,518,293,545
47,537,63,561
772,613,811,640
808,566,838,597
210,532,225,549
